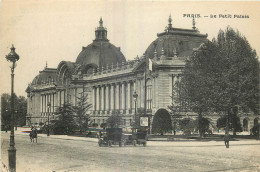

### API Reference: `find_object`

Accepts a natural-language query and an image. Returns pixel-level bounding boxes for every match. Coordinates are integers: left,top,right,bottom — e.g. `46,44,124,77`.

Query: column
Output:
133,80,137,110
44,94,46,113
52,93,55,112
105,85,110,111
116,83,120,110
169,74,173,98
50,94,52,113
110,84,114,110
92,87,96,111
101,86,105,111
139,79,143,108
156,77,159,109
127,81,131,110
40,95,43,113
59,91,61,106
122,82,125,110
96,86,100,111
172,75,177,105
60,91,63,106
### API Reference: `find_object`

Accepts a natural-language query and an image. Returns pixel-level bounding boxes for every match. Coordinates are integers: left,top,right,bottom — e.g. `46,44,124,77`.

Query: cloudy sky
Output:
1,0,259,97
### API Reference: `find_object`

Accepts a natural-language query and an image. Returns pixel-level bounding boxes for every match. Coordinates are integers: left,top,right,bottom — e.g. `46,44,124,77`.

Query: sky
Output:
1,0,260,97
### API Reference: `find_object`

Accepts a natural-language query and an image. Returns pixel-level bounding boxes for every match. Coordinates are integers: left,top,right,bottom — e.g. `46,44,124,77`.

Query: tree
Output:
15,96,27,127
107,111,122,128
181,26,260,135
1,93,27,130
1,94,11,130
168,80,184,135
72,92,92,133
100,123,107,129
197,117,211,137
179,118,196,135
52,102,76,135
217,115,242,134
151,109,172,135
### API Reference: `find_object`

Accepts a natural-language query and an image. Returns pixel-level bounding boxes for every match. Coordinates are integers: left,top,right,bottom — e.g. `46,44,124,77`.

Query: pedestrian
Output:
224,132,230,148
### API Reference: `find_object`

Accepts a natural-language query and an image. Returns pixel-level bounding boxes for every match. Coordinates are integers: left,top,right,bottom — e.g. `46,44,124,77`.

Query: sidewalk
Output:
14,130,98,143
12,130,260,145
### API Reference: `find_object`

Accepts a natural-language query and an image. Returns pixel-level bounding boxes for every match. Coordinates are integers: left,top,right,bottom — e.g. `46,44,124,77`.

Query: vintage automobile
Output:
122,130,147,147
98,128,123,147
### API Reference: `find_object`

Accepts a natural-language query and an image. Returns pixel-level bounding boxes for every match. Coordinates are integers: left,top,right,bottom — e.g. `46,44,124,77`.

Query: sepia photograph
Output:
1,1,260,171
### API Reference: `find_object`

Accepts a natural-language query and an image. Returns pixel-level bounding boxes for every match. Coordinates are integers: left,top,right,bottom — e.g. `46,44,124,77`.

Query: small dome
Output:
76,18,126,68
146,16,208,59
31,68,57,85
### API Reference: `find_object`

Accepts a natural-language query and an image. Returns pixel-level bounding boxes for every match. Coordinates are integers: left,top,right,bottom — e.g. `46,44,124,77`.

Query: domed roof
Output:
31,66,57,86
76,18,126,68
146,16,208,59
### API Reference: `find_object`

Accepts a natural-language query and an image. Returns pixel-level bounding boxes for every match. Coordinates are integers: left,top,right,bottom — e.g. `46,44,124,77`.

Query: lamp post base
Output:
8,147,16,172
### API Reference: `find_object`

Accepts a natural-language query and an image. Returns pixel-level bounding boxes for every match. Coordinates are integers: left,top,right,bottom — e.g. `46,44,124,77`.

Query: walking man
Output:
224,132,230,148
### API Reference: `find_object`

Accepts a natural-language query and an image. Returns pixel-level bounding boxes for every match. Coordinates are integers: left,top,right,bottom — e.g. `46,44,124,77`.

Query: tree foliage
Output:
181,26,260,133
178,117,210,136
217,115,242,133
151,109,172,135
1,93,27,130
107,111,122,128
72,92,92,133
179,118,196,135
168,81,184,135
51,102,76,135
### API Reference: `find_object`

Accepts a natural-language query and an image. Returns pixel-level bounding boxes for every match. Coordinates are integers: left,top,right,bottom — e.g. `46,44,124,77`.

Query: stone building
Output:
26,16,258,132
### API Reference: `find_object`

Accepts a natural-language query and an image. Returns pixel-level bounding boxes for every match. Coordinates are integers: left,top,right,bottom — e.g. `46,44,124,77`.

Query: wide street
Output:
1,132,260,172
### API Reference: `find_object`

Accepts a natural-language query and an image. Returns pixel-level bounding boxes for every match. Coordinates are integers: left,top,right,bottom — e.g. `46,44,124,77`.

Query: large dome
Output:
146,16,208,59
76,41,126,67
76,18,126,68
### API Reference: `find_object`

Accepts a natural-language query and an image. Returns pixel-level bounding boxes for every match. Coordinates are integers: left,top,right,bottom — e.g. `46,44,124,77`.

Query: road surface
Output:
1,132,260,172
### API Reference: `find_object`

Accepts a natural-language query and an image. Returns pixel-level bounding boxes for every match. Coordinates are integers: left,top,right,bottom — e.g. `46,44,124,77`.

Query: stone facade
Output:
26,17,259,132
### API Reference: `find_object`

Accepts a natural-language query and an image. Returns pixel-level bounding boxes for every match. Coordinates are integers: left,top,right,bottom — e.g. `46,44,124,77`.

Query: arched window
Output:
82,64,97,75
243,118,249,131
146,79,152,110
48,76,52,84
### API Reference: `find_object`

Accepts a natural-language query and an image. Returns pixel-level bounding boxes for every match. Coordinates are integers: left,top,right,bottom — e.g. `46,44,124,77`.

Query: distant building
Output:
26,16,258,132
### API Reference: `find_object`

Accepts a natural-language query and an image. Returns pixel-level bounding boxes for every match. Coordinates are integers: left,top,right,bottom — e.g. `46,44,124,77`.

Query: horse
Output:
29,130,37,143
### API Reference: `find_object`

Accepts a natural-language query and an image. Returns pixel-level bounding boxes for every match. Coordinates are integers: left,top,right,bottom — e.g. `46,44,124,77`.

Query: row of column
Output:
93,81,135,111
40,93,56,113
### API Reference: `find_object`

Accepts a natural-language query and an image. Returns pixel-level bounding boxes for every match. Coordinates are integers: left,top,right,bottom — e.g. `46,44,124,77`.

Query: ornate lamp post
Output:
47,102,51,136
5,108,9,132
6,44,19,172
15,110,18,131
133,91,138,126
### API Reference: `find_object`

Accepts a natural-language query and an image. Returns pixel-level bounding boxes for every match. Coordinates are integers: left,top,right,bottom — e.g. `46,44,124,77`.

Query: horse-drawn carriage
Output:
98,128,123,147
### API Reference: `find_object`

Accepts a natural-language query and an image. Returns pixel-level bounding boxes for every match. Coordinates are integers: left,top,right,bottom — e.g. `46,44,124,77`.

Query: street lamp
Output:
47,102,51,136
15,110,18,131
5,44,19,172
5,108,9,132
133,91,138,126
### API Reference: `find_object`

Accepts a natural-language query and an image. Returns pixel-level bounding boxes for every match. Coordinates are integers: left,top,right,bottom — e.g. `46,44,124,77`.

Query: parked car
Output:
122,130,147,147
98,128,123,147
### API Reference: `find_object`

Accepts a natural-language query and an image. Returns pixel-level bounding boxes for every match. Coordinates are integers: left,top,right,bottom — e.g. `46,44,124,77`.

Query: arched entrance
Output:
243,118,249,131
152,108,172,135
